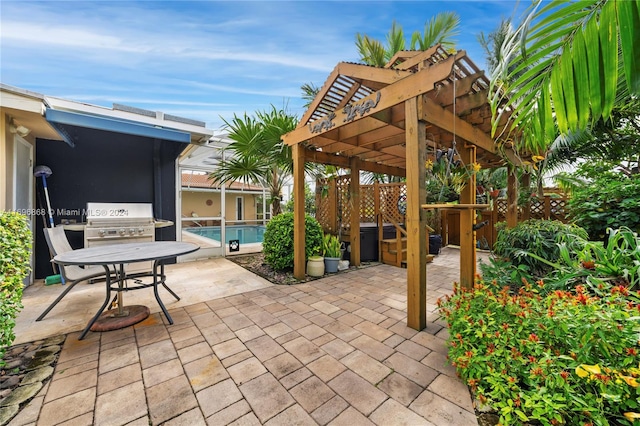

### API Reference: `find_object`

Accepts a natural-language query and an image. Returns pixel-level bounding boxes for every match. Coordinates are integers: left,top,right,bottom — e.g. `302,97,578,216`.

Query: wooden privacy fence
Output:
317,177,570,250
444,196,570,247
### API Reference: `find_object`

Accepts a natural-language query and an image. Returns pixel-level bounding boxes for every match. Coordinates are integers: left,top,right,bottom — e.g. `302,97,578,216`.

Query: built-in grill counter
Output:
84,202,155,273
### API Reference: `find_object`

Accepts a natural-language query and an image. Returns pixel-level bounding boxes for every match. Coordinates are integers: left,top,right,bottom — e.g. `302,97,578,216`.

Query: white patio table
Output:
53,241,199,339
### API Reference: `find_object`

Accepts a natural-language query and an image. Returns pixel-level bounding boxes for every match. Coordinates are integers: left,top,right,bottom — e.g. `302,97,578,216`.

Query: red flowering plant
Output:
438,278,640,425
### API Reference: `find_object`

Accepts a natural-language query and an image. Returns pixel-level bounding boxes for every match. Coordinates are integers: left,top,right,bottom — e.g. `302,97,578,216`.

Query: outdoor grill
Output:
84,202,155,273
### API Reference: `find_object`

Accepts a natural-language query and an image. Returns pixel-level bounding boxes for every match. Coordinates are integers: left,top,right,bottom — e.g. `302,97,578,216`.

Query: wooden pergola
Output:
282,45,517,331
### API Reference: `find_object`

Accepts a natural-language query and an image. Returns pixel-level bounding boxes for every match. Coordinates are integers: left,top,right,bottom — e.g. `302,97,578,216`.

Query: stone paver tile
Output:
377,372,423,406
395,339,431,361
163,407,206,426
389,322,419,339
384,352,438,387
383,334,405,349
147,375,197,425
229,412,261,426
143,358,184,388
279,312,312,329
168,324,201,344
354,321,393,342
321,339,355,360
311,300,340,315
283,336,325,365
411,332,448,355
101,336,136,352
135,324,171,347
44,369,97,403
222,349,254,368
290,376,336,412
327,370,387,416
312,333,336,348
205,399,251,425
244,335,285,362
227,357,268,386
327,407,375,426
53,357,98,379
324,321,362,342
409,390,477,426
200,323,236,346
98,362,142,396
57,412,95,425
279,367,312,390
309,313,334,327
223,313,254,331
195,378,243,418
95,381,146,426
212,338,247,359
216,306,240,318
275,331,301,345
350,335,394,362
298,323,327,340
370,398,433,426
184,354,229,392
264,404,317,426
353,307,387,324
56,338,100,364
239,373,295,423
263,352,303,379
38,388,95,425
427,374,475,412
421,351,457,377
177,341,213,364
263,322,294,339
174,334,206,351
139,339,177,370
311,395,349,425
341,350,392,385
98,343,139,374
235,324,266,343
287,301,315,315
307,355,346,382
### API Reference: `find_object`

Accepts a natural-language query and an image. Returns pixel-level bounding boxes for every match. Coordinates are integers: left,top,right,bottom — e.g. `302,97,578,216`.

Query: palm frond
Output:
410,11,460,51
491,0,640,157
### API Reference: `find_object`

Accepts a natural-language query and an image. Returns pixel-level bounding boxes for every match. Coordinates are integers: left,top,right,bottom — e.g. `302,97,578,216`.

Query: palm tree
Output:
300,82,320,109
210,107,298,216
490,0,640,157
410,11,460,52
356,13,460,67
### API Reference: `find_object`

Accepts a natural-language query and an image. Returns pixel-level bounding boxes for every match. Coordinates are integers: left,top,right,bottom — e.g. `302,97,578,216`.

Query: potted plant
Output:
307,251,325,277
323,233,342,273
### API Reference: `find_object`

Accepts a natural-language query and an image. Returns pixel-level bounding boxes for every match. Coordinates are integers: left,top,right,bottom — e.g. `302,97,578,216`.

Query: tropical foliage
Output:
355,12,460,67
210,107,298,216
439,279,640,425
490,0,640,157
0,212,31,364
567,166,640,240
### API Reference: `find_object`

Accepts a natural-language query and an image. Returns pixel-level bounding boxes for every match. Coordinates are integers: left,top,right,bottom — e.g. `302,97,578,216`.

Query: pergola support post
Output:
459,146,477,289
405,97,427,331
349,157,361,266
293,144,306,280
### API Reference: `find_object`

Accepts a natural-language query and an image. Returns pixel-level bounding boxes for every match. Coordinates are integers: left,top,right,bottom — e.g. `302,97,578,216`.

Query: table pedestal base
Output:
90,305,150,332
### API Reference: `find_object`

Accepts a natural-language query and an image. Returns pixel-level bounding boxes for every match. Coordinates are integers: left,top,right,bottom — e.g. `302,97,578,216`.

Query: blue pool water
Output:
186,225,266,244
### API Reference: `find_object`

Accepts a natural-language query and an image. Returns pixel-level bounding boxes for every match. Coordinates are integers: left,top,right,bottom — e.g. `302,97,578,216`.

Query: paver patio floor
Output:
11,247,486,425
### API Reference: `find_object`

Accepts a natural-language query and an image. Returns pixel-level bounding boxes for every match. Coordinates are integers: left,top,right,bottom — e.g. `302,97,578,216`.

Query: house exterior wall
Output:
182,190,260,223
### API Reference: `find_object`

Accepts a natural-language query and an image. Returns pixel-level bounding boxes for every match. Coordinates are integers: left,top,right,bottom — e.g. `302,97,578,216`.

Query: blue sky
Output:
1,1,529,131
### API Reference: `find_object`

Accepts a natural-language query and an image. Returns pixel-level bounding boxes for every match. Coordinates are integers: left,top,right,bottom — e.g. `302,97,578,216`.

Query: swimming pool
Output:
186,225,266,244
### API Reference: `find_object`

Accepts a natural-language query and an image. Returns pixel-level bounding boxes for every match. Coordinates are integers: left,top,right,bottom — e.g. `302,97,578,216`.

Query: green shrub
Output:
262,212,323,271
439,280,640,425
0,212,31,363
568,173,640,241
492,219,588,278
